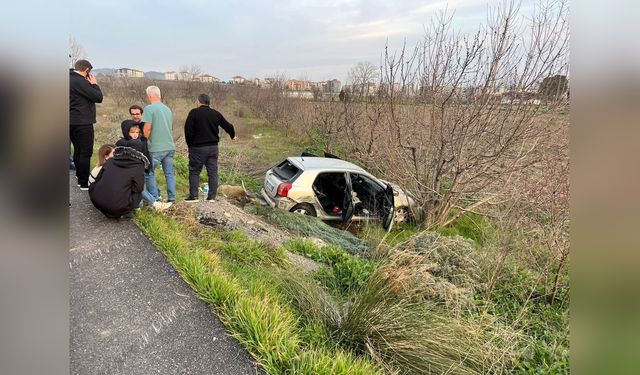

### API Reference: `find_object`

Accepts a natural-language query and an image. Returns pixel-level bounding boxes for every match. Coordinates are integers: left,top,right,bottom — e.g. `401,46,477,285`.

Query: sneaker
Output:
184,196,199,203
152,201,172,211
79,184,89,191
206,197,216,202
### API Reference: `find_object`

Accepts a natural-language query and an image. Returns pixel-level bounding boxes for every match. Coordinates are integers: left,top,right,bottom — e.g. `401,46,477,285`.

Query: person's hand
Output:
87,74,97,85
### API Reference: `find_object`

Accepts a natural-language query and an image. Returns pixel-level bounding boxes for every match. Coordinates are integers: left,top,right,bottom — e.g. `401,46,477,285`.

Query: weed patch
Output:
283,239,376,296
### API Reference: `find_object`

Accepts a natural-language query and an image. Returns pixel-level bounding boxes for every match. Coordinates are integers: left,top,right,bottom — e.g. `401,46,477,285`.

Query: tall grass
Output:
135,209,384,374
279,235,522,374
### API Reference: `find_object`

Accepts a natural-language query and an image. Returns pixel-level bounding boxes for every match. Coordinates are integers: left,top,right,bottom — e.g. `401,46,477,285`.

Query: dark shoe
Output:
185,196,199,203
70,163,76,170
79,183,89,191
206,197,216,202
120,212,134,219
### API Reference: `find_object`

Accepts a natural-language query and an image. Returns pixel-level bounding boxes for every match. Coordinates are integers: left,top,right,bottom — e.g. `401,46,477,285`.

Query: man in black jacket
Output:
183,93,236,202
70,59,103,190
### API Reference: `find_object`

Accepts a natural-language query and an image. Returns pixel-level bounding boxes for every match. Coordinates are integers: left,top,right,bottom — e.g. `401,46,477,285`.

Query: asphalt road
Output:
69,176,262,374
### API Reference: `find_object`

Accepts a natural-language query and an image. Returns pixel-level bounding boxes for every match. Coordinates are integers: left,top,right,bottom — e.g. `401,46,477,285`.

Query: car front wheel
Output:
290,203,317,217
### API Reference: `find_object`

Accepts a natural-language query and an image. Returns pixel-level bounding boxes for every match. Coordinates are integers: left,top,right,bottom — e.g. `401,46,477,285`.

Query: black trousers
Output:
70,124,94,186
188,145,219,199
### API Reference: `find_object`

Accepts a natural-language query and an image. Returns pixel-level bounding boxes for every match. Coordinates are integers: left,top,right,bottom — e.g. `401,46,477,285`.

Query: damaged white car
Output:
260,153,417,231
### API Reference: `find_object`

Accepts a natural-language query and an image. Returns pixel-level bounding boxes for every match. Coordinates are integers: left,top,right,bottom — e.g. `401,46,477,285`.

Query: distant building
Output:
231,76,246,84
285,79,311,91
116,68,144,78
259,78,278,88
198,74,218,83
164,71,178,80
327,79,341,93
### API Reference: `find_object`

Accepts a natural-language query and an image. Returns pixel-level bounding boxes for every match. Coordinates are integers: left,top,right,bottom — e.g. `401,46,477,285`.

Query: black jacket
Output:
184,105,235,148
89,142,150,219
69,69,103,125
117,120,151,171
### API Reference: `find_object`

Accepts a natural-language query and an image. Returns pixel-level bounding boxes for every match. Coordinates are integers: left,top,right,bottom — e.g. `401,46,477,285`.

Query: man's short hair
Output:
129,104,143,114
146,86,161,98
197,93,210,106
74,59,93,73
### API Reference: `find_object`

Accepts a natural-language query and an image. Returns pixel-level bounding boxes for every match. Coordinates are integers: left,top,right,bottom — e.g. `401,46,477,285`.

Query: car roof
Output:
288,157,369,174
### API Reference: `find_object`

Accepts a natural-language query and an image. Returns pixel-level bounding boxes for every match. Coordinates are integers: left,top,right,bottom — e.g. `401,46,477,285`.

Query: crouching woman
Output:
89,139,169,219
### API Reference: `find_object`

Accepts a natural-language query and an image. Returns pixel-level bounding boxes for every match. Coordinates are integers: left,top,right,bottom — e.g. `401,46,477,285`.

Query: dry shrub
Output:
377,232,482,312
340,273,518,374
279,234,521,374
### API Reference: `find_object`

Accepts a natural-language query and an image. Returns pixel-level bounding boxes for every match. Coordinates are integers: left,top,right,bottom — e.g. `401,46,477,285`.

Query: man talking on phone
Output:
69,59,103,190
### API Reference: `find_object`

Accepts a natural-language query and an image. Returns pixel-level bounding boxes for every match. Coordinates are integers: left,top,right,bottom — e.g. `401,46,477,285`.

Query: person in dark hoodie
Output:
116,123,151,171
89,139,171,219
70,59,103,190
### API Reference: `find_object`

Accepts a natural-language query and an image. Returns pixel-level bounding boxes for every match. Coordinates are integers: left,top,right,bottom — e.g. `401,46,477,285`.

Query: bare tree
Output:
180,64,202,81
180,64,203,97
347,61,379,97
309,101,344,153
69,36,86,67
363,0,569,227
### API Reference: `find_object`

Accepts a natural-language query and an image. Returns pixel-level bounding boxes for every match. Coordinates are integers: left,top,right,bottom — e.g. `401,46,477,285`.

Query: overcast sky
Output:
72,0,535,82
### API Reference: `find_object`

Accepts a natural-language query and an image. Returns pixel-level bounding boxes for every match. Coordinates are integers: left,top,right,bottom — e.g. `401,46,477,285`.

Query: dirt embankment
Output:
168,190,321,272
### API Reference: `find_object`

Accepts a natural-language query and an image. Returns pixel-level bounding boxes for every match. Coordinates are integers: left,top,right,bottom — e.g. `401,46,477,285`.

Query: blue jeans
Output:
141,172,157,205
146,150,176,202
143,170,159,203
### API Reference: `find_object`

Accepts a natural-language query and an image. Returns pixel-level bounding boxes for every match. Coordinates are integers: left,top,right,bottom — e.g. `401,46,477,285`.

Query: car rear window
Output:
273,160,300,181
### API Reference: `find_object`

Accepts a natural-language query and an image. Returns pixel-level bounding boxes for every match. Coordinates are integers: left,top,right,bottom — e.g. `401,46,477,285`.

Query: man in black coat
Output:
183,93,236,202
70,59,103,190
89,140,171,219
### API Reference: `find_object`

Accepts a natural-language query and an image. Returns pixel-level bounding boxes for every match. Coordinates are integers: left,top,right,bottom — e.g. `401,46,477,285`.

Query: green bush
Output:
284,239,377,295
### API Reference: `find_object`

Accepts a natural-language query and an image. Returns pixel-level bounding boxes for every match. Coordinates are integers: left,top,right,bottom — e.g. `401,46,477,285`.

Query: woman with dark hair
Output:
88,144,115,185
89,139,170,219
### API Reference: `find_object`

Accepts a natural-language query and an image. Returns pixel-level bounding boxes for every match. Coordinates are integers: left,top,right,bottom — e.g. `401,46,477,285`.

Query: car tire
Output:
291,203,317,217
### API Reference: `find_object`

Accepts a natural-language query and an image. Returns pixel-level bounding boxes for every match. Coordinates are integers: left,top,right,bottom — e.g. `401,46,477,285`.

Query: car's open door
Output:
341,182,354,223
381,184,395,232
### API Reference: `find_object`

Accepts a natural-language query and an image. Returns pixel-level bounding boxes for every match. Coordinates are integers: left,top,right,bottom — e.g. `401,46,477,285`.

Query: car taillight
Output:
277,182,292,197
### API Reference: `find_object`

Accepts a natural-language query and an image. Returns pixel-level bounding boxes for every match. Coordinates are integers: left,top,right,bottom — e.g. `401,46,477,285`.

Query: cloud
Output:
71,0,537,82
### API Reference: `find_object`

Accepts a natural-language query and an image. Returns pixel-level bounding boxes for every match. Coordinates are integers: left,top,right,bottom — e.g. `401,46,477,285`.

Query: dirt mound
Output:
170,198,321,272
